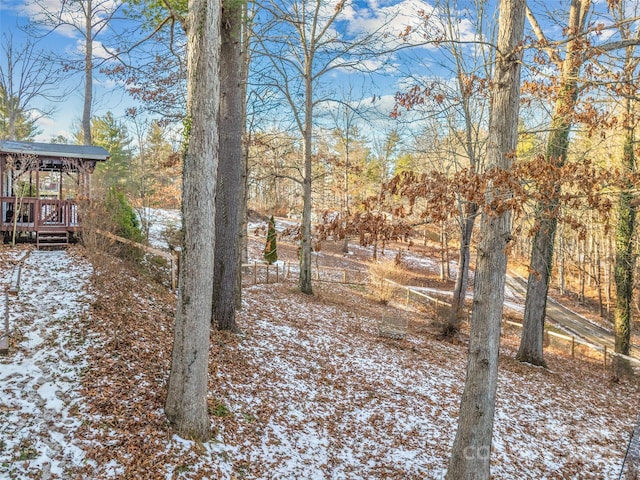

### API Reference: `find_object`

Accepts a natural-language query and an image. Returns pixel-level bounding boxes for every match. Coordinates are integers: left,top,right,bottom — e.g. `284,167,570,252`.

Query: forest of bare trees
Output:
3,0,640,476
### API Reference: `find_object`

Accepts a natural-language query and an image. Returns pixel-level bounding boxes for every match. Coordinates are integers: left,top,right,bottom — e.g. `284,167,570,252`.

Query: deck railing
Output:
0,197,79,232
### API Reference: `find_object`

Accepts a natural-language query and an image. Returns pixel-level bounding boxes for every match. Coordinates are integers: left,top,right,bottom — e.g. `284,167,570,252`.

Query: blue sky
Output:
0,0,630,146
0,0,499,144
0,0,139,141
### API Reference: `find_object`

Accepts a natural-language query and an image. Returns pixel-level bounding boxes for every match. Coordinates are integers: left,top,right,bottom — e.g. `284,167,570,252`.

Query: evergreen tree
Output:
105,187,144,243
264,215,277,264
0,89,40,141
83,112,133,193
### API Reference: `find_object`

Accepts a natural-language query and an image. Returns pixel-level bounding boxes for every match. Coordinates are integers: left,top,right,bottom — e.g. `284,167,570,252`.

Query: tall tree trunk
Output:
613,123,636,376
445,0,526,476
165,0,221,442
606,232,612,318
451,202,479,325
299,56,313,295
236,0,251,310
213,0,245,331
517,0,590,366
83,0,93,145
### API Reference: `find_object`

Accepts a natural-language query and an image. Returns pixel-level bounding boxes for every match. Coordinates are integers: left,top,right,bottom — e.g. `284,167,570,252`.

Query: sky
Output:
0,0,496,145
0,0,141,142
0,0,629,147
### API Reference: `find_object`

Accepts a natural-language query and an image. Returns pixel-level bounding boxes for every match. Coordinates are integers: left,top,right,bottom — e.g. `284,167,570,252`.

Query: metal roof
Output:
0,140,110,161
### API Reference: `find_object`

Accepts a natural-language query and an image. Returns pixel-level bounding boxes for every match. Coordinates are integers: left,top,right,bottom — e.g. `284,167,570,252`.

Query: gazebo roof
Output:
0,140,110,162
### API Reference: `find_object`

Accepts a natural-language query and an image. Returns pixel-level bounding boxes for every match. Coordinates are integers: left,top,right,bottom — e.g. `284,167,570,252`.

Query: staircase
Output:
36,231,69,249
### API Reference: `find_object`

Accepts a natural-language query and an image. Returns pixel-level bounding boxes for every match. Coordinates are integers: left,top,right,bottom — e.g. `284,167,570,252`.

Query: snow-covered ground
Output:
0,249,93,478
0,222,637,479
142,207,181,250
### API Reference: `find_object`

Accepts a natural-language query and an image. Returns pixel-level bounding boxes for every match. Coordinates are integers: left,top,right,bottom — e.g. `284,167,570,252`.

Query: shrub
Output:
105,187,144,243
368,259,399,305
264,215,278,265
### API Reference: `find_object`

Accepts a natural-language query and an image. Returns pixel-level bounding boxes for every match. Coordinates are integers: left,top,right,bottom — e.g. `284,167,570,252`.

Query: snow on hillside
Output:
0,242,637,479
0,249,93,478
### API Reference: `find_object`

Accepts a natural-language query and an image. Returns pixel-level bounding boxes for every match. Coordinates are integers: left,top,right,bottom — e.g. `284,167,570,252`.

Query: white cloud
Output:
23,0,122,39
339,0,481,50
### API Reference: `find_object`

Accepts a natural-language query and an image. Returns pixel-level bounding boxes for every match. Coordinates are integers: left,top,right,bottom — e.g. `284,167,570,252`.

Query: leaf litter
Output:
0,240,638,479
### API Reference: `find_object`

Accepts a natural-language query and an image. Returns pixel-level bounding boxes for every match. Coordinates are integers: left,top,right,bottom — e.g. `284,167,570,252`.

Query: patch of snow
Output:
0,250,93,478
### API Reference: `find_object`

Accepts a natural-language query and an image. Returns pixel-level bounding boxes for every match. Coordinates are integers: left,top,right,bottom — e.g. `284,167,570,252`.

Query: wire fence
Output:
241,261,368,286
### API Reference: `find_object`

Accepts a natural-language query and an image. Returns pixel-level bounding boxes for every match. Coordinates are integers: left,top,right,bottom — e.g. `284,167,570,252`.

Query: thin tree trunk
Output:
165,0,221,442
595,234,603,317
579,243,586,304
517,0,590,366
440,221,447,281
83,0,93,145
451,202,479,323
446,0,525,476
606,232,612,318
558,225,565,295
213,0,244,331
299,54,313,295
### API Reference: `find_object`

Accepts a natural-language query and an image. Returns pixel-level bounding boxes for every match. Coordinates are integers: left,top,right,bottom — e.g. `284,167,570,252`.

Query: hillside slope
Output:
0,244,638,479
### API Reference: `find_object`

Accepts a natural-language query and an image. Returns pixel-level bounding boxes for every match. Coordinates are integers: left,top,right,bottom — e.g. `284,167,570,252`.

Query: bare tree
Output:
27,0,122,145
5,154,39,245
165,0,221,441
516,0,591,367
326,89,371,254
392,0,495,334
517,0,640,366
253,0,397,294
0,34,65,141
446,0,526,476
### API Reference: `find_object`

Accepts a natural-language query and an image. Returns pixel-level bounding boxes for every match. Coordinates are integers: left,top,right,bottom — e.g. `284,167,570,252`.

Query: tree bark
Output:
83,0,93,145
451,202,479,322
299,53,314,295
165,0,221,442
613,123,636,376
213,0,245,331
517,0,590,366
446,0,526,477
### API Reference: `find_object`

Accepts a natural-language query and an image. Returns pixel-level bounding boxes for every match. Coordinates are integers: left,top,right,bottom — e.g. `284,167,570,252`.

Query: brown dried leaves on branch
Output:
319,157,633,249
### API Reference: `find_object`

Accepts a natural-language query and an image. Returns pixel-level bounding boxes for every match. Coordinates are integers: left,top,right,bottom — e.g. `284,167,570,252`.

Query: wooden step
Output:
37,231,69,249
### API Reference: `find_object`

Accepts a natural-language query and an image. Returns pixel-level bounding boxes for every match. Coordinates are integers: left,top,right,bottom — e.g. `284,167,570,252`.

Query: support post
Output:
170,253,177,291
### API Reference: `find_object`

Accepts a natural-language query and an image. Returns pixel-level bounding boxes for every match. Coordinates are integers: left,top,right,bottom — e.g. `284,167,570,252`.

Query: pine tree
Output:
264,215,278,265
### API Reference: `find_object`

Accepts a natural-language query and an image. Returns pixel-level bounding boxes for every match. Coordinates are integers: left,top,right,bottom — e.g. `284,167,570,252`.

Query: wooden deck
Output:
1,197,80,234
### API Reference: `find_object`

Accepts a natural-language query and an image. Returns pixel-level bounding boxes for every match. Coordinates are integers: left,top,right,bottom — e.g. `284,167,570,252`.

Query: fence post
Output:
253,261,257,285
571,336,575,359
343,269,347,284
604,345,607,370
266,264,270,284
276,264,279,283
170,253,177,291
